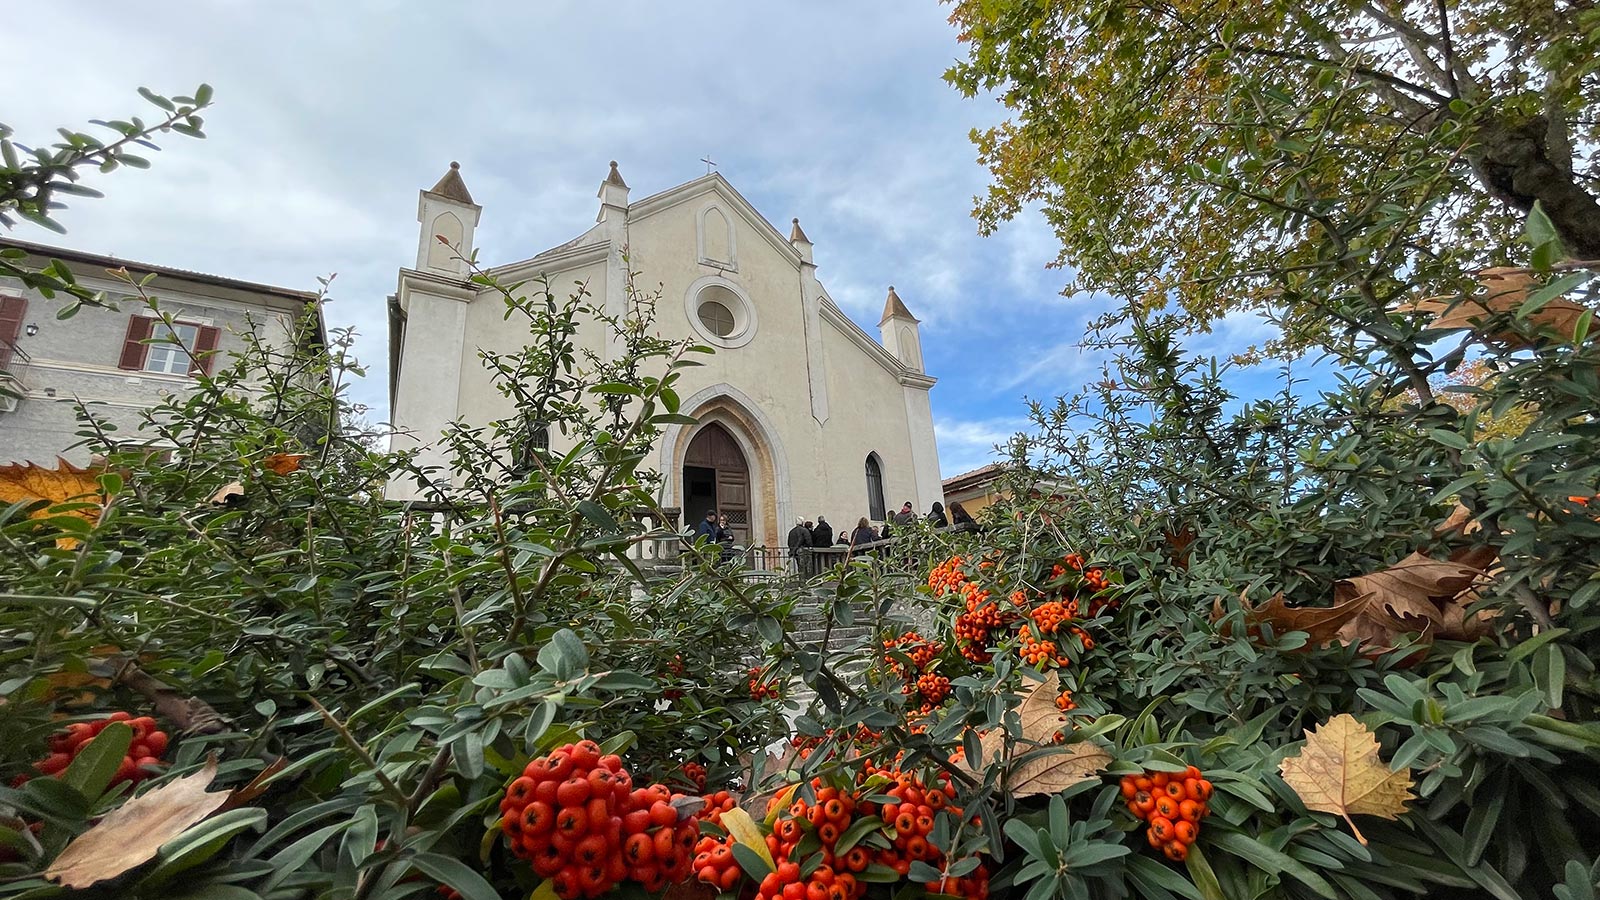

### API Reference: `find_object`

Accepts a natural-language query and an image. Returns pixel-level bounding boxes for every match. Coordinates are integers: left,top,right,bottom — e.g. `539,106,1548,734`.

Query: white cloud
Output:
935,415,1032,478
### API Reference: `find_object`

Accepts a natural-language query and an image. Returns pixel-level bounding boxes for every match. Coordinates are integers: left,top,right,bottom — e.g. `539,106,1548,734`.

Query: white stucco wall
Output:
389,173,941,546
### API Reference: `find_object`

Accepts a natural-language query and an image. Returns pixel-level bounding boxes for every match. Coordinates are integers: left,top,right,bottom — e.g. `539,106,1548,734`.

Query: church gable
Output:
627,175,804,273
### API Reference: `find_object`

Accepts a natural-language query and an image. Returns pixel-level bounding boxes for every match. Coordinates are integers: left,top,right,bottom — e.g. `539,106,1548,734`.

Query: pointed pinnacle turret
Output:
790,217,811,244
880,285,919,325
605,160,628,188
428,161,475,205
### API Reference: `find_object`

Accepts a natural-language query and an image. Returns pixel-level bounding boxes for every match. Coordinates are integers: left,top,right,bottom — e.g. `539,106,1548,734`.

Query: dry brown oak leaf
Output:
1280,714,1413,845
1408,267,1594,348
0,458,105,549
46,756,229,888
1332,551,1496,644
971,671,1111,797
1212,590,1366,647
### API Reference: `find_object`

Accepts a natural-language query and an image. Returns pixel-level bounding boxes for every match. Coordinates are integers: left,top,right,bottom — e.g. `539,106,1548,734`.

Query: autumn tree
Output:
944,0,1599,354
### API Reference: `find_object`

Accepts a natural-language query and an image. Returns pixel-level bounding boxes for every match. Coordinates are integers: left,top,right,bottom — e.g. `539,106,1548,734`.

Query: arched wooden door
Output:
683,422,751,544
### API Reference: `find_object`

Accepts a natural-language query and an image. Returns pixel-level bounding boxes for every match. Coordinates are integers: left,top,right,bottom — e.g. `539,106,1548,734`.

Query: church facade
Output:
387,161,942,548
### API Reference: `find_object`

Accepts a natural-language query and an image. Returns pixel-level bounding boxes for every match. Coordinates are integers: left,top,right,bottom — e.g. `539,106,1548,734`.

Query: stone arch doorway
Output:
682,422,752,544
661,385,789,548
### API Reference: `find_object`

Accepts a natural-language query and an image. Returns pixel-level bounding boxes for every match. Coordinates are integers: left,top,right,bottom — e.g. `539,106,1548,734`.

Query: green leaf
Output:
1183,844,1228,900
411,852,503,900
1209,832,1335,897
1506,628,1568,665
142,808,268,887
576,500,619,532
61,722,131,802
138,87,176,111
732,841,774,879
1129,853,1205,900
347,683,422,725
591,671,655,692
1525,202,1561,253
163,887,261,900
756,616,784,644
262,821,351,890
537,628,589,679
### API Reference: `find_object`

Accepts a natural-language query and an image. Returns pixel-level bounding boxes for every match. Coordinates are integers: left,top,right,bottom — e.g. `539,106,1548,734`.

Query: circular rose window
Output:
686,279,757,348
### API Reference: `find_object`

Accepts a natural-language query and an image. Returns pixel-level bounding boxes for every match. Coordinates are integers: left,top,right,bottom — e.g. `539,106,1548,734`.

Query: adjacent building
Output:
387,161,945,547
941,463,1008,518
0,239,321,465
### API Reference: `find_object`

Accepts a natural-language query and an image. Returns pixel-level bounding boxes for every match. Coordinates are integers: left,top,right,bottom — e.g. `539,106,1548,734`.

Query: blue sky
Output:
4,1,1287,478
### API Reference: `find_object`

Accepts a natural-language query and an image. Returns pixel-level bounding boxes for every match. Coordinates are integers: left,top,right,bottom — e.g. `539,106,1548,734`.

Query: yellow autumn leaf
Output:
0,458,106,548
1279,714,1413,844
719,806,776,871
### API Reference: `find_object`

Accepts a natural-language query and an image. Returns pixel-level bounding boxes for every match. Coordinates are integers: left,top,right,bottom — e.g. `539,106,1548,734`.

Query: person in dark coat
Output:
693,510,719,543
787,517,813,572
948,501,976,528
811,516,833,548
893,502,917,529
716,514,736,562
927,502,948,527
850,517,876,546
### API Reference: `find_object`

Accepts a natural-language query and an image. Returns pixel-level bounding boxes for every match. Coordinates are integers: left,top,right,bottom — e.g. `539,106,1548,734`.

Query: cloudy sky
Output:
5,1,1280,477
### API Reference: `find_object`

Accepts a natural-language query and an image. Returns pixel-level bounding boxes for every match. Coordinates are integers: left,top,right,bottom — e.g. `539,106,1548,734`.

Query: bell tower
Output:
416,161,480,277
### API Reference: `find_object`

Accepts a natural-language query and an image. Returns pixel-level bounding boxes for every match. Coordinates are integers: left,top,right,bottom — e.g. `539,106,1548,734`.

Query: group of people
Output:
785,500,976,572
692,499,976,572
692,510,739,560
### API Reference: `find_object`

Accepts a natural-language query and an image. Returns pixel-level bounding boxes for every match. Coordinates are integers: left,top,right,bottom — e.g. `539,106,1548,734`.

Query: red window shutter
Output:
0,295,25,371
189,324,221,376
118,316,155,370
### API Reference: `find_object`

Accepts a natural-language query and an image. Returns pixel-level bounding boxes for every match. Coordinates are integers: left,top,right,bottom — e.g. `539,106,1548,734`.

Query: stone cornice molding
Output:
398,268,477,303
818,301,936,387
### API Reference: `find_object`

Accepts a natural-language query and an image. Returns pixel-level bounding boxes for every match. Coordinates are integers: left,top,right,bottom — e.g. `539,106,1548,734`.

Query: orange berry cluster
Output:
1121,767,1213,862
680,761,707,792
882,630,951,712
697,789,737,827
953,595,1008,664
927,555,968,595
1030,599,1078,633
747,774,987,900
691,834,744,892
620,783,699,892
1016,625,1070,668
932,555,998,662
913,672,951,707
1084,567,1109,592
759,783,867,900
749,667,781,701
1054,690,1077,711
882,631,942,677
29,712,167,786
498,740,696,898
